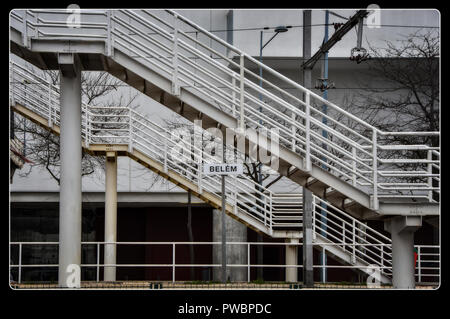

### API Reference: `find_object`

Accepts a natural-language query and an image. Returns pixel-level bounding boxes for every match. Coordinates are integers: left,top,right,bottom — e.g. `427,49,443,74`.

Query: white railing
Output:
9,60,413,279
9,61,302,235
9,241,439,285
10,9,440,207
312,196,392,276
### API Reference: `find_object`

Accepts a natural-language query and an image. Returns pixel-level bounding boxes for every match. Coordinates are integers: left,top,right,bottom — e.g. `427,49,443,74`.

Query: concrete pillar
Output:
302,11,314,288
104,152,117,281
384,216,422,289
212,209,247,282
302,187,314,287
58,54,82,288
285,238,299,282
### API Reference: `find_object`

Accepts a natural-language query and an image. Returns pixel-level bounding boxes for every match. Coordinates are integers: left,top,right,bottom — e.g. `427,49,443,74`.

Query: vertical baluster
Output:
171,13,180,96
96,243,100,282
232,77,236,117
291,108,296,152
239,53,245,130
84,106,89,148
352,220,356,263
18,243,22,284
269,193,273,235
10,63,15,106
247,243,251,283
172,243,176,282
128,111,133,153
428,150,433,202
322,246,326,283
106,10,112,56
22,11,29,48
304,92,311,171
164,137,168,174
417,246,421,283
352,146,356,186
48,81,53,128
372,129,379,210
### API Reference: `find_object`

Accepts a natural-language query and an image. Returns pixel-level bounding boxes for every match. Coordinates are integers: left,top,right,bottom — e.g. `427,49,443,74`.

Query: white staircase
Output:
10,61,393,283
9,9,440,222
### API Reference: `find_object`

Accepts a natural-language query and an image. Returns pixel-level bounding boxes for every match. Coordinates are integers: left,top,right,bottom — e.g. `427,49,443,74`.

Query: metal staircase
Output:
10,61,393,283
10,9,440,222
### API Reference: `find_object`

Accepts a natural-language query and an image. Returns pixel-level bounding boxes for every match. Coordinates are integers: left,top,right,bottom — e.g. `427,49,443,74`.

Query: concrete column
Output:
384,216,422,289
302,187,314,286
104,152,117,281
302,11,314,288
212,209,247,282
285,238,299,282
58,54,82,288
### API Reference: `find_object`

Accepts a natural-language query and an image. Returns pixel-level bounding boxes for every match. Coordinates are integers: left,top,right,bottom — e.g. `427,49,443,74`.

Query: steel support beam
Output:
302,9,314,288
58,55,82,288
104,151,117,281
302,185,314,287
384,216,422,289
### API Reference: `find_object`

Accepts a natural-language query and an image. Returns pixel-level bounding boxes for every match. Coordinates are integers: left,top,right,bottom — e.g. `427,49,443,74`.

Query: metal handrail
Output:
9,241,439,284
11,9,440,205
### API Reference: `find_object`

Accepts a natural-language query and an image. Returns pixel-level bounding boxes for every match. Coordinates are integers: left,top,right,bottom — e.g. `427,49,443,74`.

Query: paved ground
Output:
9,281,437,290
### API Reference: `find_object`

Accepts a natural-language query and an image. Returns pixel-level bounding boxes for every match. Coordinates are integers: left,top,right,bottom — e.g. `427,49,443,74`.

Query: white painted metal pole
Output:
104,152,118,281
58,62,82,288
18,243,22,284
239,53,245,130
172,243,176,282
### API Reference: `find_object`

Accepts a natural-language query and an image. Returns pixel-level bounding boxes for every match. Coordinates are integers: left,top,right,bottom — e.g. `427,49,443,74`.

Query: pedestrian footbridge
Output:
9,9,440,288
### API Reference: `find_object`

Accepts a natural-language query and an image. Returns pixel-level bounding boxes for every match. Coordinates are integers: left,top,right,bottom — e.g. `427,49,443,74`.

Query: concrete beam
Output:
58,53,80,78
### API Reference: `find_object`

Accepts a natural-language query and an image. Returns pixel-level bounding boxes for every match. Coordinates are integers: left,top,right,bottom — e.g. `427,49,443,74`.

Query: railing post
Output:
342,221,345,249
48,81,53,128
352,220,356,263
269,193,273,234
10,63,15,106
18,243,22,284
304,92,311,171
291,109,296,152
22,11,29,48
417,246,421,283
380,245,384,274
171,13,180,96
172,243,176,282
239,53,245,130
427,150,433,202
84,107,89,148
371,129,379,210
263,196,267,227
34,11,39,39
322,246,326,283
232,77,236,117
233,175,237,214
106,10,113,57
128,111,133,153
312,196,316,240
96,243,100,282
164,137,168,174
352,146,356,186
247,243,250,283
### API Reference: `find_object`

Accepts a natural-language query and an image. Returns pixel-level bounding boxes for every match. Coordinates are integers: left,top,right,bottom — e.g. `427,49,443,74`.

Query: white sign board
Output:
203,163,243,175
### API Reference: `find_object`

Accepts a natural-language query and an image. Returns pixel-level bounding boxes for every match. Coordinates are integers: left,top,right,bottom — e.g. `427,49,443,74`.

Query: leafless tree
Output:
14,68,139,185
